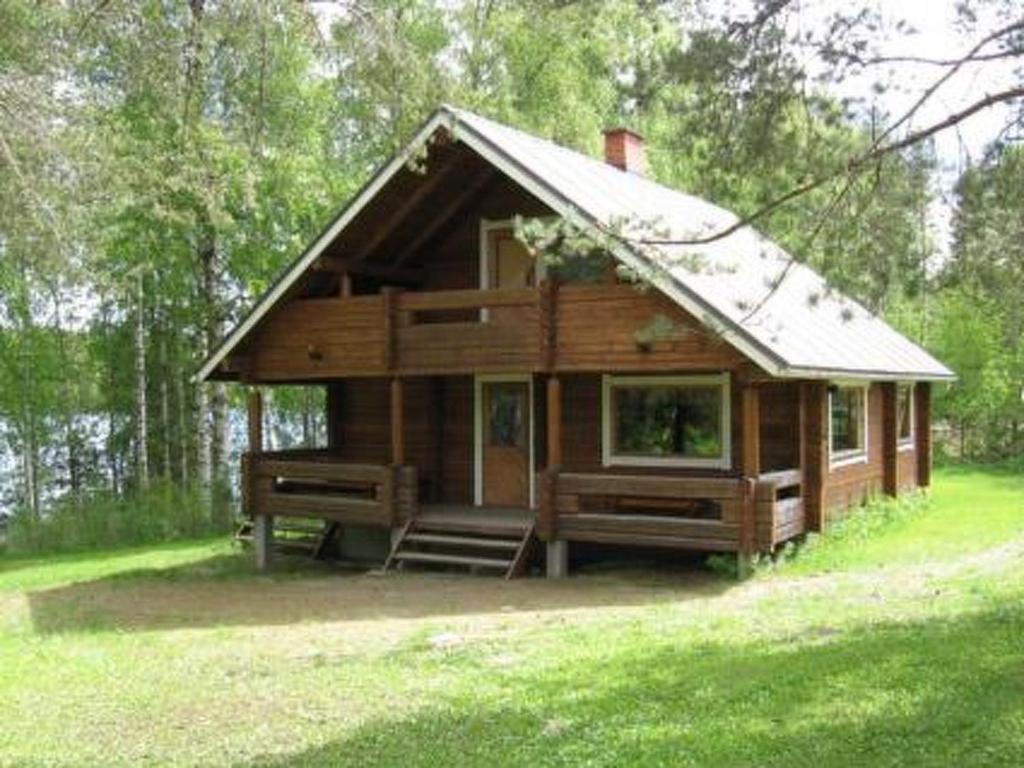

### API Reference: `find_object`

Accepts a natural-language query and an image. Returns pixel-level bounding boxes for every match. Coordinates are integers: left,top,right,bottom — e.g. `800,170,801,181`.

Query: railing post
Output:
738,477,756,579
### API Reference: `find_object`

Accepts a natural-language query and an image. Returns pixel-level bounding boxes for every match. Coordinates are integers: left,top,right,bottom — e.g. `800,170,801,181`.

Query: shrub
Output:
4,482,233,556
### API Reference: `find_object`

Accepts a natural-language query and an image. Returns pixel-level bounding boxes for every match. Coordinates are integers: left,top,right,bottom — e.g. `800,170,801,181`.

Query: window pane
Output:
831,387,865,454
487,387,525,447
897,385,913,441
613,384,722,459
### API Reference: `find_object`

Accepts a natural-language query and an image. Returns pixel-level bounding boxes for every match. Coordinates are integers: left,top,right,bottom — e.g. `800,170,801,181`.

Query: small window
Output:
830,384,868,466
897,384,914,448
602,374,731,469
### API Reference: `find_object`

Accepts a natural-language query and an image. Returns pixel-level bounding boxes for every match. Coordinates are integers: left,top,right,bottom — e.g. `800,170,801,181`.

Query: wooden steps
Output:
393,551,512,569
384,513,536,579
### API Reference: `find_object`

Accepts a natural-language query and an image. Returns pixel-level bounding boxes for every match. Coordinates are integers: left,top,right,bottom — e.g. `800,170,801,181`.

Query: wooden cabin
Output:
197,106,954,578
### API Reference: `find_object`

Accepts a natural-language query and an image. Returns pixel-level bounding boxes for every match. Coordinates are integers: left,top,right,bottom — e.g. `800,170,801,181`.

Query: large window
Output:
829,384,868,466
897,383,914,448
602,374,731,468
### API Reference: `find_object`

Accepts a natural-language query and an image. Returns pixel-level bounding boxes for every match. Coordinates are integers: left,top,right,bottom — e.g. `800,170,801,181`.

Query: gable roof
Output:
197,105,954,383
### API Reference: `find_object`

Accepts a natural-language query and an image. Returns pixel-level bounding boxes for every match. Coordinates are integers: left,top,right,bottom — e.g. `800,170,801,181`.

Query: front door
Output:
479,379,532,508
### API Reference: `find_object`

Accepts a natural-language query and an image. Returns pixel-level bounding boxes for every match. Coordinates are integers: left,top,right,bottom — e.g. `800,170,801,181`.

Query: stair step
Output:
413,518,530,537
394,551,512,569
404,532,521,550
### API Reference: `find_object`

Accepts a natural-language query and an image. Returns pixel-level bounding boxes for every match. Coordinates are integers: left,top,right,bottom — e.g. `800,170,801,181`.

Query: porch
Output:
239,447,805,576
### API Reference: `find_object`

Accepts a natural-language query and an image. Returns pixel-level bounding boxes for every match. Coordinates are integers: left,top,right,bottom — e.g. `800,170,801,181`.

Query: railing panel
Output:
246,452,407,528
755,468,804,547
551,472,747,551
395,288,541,374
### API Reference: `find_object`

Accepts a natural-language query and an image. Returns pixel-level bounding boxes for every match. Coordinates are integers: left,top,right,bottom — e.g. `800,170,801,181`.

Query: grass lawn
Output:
0,465,1022,767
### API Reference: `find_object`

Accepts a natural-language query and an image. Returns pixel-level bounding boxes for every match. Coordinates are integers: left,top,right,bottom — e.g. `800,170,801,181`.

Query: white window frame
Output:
601,373,732,470
829,382,870,469
897,382,915,451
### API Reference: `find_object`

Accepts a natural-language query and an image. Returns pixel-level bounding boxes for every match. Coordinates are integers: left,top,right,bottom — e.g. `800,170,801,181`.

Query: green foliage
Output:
767,491,930,575
4,482,230,556
936,143,1024,459
0,467,1022,766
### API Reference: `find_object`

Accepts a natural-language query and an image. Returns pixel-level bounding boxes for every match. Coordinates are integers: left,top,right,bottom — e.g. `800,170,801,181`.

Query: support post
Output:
803,381,828,532
546,376,562,470
915,382,932,488
881,382,899,496
254,514,273,572
340,271,353,298
546,539,568,579
538,376,562,544
740,383,761,478
390,377,405,467
247,388,263,454
737,477,756,579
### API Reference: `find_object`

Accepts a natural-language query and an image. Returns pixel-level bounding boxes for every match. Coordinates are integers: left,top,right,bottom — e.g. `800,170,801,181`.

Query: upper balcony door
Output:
479,220,541,324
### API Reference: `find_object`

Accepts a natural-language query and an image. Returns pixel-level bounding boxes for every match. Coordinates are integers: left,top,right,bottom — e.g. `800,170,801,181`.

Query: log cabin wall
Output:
823,383,885,520
555,285,746,372
759,382,800,473
415,176,551,292
327,376,476,505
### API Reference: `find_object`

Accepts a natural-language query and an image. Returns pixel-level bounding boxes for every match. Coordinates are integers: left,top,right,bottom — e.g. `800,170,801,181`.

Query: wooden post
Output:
539,279,559,372
539,375,562,543
247,388,263,454
381,286,402,372
254,513,273,572
340,272,353,298
881,382,899,496
740,384,761,478
546,376,562,470
737,477,756,579
915,382,932,488
390,377,405,466
803,381,828,532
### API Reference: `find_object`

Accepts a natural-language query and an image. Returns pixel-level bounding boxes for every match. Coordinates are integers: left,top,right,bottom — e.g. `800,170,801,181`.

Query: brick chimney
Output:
603,127,647,175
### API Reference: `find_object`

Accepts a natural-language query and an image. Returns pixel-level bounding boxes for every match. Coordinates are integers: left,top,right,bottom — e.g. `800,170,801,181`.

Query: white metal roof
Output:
197,106,954,382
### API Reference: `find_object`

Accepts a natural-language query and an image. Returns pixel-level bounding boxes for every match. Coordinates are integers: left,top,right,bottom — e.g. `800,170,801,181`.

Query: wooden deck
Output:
243,450,805,564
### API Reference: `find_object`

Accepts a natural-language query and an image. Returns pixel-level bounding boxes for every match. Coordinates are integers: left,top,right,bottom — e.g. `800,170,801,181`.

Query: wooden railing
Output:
755,469,804,548
392,287,541,374
540,471,757,553
242,450,417,527
538,469,805,553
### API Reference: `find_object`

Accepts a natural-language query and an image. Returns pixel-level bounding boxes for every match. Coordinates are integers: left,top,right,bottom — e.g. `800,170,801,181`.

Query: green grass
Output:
0,465,1022,767
779,463,1024,575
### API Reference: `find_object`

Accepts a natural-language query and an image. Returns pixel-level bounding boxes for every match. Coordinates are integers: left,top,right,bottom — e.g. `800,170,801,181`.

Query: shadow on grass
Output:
240,603,1024,768
25,548,732,635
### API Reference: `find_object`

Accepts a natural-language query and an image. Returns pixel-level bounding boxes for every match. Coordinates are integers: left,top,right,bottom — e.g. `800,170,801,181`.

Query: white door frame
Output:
473,373,536,509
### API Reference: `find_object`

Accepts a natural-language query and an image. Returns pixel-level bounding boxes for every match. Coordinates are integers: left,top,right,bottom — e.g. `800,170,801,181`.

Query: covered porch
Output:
239,373,813,577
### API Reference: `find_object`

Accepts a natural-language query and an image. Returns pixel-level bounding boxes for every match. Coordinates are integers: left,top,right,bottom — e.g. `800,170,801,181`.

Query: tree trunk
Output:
160,332,172,480
177,370,190,486
196,381,212,513
134,271,150,491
